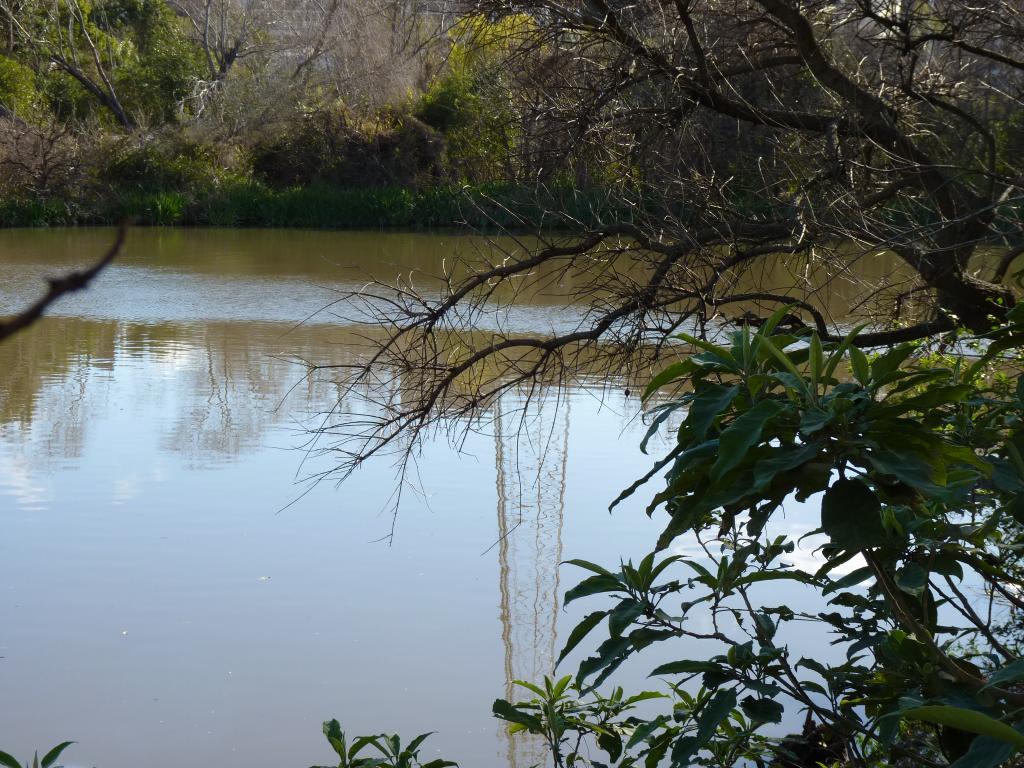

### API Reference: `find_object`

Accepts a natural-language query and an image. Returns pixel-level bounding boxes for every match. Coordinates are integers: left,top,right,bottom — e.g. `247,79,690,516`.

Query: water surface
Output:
0,228,851,768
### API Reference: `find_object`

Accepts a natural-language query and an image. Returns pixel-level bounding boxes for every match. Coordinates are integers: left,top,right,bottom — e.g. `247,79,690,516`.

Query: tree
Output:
463,0,1023,331
1,0,137,127
494,316,1024,768
0,0,204,128
168,0,438,112
307,0,1024,480
166,0,268,81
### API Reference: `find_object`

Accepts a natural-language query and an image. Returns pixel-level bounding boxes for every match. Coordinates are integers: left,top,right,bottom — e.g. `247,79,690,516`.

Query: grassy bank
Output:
0,183,623,231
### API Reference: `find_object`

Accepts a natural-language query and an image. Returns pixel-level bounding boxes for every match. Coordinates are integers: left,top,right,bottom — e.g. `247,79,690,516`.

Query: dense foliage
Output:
492,311,1024,767
0,0,583,227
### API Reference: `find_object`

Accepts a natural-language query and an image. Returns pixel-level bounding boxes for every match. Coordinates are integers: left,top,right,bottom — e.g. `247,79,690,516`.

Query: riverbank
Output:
0,183,623,231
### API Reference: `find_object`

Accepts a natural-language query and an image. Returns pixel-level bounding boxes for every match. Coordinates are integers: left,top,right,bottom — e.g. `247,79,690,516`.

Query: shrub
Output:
497,311,1024,767
0,56,39,117
0,118,84,199
98,0,205,122
98,134,223,192
40,70,99,124
110,190,187,224
414,14,535,183
251,106,445,190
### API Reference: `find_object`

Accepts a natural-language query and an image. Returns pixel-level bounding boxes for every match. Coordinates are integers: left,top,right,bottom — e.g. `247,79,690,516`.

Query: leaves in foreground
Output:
0,742,74,768
312,720,456,768
498,314,1024,768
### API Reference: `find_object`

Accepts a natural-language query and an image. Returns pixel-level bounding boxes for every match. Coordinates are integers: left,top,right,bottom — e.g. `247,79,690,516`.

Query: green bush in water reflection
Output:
493,309,1024,768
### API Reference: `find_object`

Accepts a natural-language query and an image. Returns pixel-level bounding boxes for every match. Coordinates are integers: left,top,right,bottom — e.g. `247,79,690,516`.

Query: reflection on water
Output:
0,228,880,768
0,229,670,768
496,396,568,768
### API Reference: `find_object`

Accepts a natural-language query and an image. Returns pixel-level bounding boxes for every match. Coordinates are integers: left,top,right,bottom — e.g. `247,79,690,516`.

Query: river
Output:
0,228,885,768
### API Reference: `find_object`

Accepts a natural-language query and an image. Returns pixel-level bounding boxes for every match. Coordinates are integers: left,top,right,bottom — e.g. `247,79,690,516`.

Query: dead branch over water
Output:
300,0,1024,488
0,226,125,344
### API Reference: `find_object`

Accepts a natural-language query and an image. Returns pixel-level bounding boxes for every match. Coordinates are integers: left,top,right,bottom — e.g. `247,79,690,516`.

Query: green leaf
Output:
556,610,607,667
644,730,672,768
884,384,973,415
901,706,1024,748
625,715,670,750
576,634,633,687
681,384,741,443
349,736,384,759
0,751,21,768
796,657,834,679
949,736,1017,768
492,699,544,733
597,729,623,762
809,333,822,390
820,478,887,550
823,324,867,381
866,447,941,493
349,758,388,768
563,559,614,577
758,304,801,339
749,442,822,491
870,344,917,384
740,696,784,724
823,565,874,594
887,369,952,394
710,399,786,483
512,679,547,698
799,407,832,433
849,345,870,385
646,554,681,585
757,336,806,390
40,743,73,768
564,574,623,604
674,334,739,370
610,448,681,510
405,733,433,756
655,497,712,551
670,735,698,767
753,611,777,641
734,570,813,588
323,720,346,762
623,690,669,706
640,403,685,454
608,600,644,637
649,660,722,677
551,674,573,699
981,660,1024,692
895,563,929,596
642,360,696,400
1006,496,1024,526
694,690,738,748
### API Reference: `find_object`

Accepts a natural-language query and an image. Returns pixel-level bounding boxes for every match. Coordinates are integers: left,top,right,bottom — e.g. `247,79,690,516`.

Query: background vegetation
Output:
0,0,604,228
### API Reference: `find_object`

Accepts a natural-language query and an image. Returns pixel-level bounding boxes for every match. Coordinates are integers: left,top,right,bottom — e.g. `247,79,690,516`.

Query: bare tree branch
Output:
0,226,126,343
